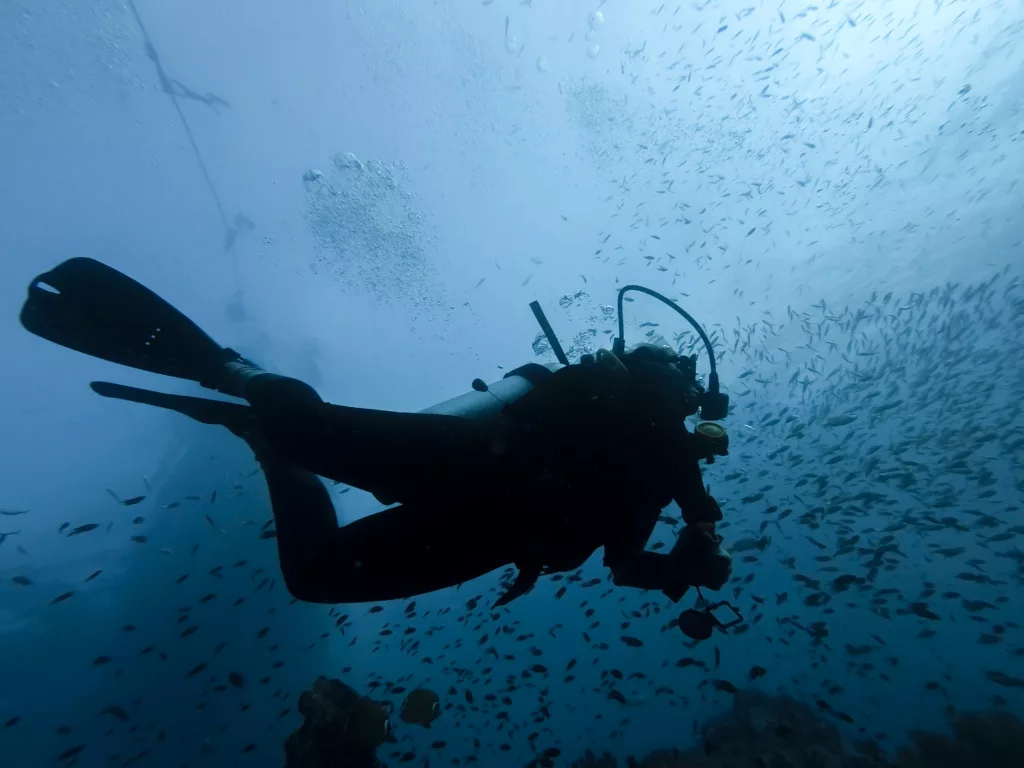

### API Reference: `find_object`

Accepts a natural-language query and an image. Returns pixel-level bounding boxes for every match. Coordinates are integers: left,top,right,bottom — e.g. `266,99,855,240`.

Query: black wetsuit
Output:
241,350,721,604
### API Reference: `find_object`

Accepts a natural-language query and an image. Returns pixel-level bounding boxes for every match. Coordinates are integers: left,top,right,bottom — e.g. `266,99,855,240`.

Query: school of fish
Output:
2,1,1023,767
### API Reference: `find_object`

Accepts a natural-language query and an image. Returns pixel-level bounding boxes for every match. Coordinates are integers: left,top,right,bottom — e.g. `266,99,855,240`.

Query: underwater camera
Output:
678,589,745,641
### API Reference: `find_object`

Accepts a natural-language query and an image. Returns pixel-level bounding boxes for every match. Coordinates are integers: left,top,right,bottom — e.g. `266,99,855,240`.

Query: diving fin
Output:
21,258,235,389
91,382,251,431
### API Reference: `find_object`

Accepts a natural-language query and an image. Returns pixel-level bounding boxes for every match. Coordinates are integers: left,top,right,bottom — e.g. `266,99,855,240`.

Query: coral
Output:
284,676,378,768
571,749,618,768
569,689,883,768
284,680,1024,768
895,709,1024,768
566,690,1024,768
664,689,880,768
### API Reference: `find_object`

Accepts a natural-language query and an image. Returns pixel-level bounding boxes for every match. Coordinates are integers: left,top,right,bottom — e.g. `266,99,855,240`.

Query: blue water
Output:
1,2,1022,767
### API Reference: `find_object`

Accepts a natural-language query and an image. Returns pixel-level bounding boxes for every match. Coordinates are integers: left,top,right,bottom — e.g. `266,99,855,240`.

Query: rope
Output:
128,0,241,287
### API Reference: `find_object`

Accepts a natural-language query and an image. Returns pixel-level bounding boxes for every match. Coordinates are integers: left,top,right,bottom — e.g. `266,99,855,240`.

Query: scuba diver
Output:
20,258,736,626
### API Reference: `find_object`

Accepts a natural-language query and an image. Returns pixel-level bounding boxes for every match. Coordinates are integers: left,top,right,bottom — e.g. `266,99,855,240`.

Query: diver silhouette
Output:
20,258,734,611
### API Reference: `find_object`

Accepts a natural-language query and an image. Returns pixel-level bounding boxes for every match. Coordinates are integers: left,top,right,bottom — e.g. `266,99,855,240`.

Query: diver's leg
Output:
297,500,520,603
259,455,340,601
234,372,540,502
250,431,520,603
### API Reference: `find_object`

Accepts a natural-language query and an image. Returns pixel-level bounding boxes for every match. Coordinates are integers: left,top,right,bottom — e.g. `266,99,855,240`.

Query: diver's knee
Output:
281,552,350,604
245,374,324,411
282,574,333,604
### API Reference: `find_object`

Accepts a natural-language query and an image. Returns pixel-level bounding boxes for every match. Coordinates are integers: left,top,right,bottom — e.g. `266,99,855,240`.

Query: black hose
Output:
615,284,718,378
529,301,570,367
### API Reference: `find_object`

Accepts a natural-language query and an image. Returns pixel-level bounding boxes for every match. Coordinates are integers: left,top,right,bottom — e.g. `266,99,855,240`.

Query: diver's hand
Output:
673,524,732,592
681,493,723,526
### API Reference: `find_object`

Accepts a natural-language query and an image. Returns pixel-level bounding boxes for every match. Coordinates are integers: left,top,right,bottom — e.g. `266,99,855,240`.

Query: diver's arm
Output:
608,524,732,602
259,458,340,603
673,431,723,526
603,504,689,601
609,550,690,602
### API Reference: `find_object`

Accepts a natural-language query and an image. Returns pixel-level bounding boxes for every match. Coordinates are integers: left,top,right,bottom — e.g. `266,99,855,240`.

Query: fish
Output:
824,414,856,428
57,745,86,761
399,688,441,727
107,489,146,506
342,697,390,751
711,679,738,694
100,705,130,722
0,509,29,516
986,671,1024,688
68,524,99,536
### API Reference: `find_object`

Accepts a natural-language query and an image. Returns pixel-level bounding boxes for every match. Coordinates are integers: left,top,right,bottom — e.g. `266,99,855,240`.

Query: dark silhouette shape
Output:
21,258,734,607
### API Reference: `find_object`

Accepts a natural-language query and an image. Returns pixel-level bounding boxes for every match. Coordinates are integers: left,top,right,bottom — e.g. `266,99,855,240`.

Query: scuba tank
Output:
417,299,571,421
419,363,562,420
